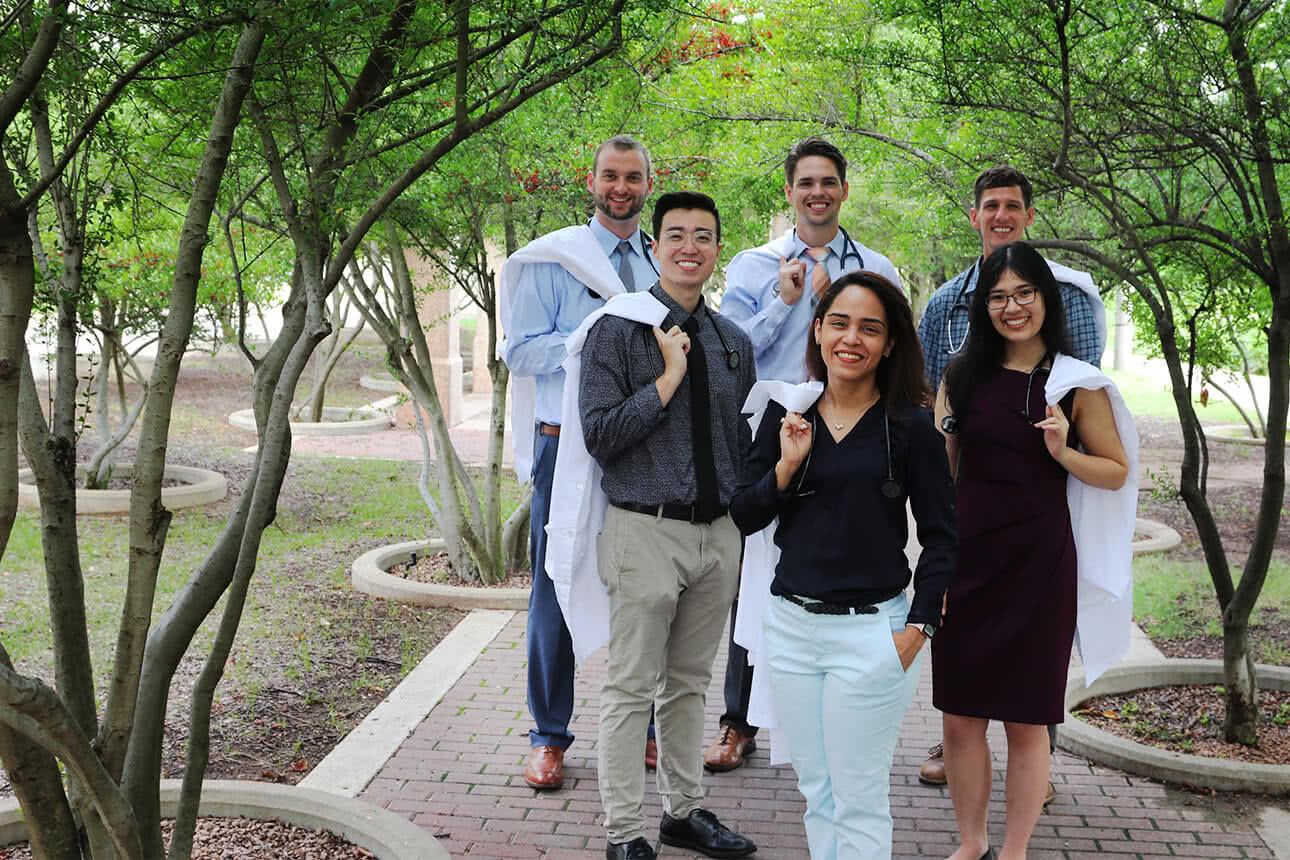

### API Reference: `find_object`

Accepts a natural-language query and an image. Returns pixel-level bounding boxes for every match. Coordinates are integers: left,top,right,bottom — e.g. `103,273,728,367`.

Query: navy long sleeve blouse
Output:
729,398,957,627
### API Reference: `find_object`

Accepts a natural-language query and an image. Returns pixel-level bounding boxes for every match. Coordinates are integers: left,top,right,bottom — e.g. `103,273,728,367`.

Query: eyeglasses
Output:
659,228,718,248
987,286,1039,310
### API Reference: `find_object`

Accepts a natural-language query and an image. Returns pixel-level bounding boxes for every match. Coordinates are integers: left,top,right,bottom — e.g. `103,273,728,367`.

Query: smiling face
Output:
987,269,1047,344
786,155,849,231
654,207,720,294
587,146,653,226
812,284,891,385
970,185,1035,259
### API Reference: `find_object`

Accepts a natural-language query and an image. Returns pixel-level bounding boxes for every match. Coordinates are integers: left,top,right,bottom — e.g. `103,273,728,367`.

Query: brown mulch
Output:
1074,684,1290,765
387,549,532,588
0,817,376,859
1151,608,1290,665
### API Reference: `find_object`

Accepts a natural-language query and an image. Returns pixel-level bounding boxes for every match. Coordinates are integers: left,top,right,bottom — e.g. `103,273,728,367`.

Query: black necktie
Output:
616,239,635,292
681,313,720,519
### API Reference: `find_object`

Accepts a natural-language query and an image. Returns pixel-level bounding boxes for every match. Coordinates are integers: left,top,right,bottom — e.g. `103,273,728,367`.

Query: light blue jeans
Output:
764,593,925,859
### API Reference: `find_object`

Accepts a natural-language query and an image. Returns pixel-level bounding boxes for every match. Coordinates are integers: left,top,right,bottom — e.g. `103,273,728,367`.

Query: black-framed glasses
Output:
987,286,1039,310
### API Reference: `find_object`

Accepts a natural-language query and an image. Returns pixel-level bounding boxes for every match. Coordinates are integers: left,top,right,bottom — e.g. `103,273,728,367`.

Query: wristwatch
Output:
915,622,938,640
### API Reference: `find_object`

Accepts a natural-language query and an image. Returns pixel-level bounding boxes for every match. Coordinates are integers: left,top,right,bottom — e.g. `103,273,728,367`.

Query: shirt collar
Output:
790,228,847,261
650,282,704,329
589,217,645,258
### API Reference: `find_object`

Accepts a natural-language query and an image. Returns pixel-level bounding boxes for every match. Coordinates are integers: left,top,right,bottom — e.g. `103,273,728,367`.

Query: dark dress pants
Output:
527,429,576,749
720,597,759,737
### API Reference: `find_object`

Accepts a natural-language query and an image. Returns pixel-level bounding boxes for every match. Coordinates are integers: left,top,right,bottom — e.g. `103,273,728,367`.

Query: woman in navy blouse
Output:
731,271,957,858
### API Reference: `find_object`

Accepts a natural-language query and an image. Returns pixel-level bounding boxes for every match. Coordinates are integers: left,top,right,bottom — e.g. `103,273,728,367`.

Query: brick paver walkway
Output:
358,612,1277,859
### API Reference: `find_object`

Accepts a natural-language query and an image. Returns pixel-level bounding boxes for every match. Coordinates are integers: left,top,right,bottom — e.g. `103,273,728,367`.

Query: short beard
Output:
595,192,643,223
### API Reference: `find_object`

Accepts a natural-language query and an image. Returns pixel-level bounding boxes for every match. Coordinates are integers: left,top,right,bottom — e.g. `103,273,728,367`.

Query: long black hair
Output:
806,271,932,411
944,241,1069,415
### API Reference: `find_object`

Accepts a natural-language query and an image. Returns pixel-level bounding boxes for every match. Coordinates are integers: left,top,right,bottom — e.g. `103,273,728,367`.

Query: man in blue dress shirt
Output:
705,137,905,772
502,135,660,790
915,164,1106,800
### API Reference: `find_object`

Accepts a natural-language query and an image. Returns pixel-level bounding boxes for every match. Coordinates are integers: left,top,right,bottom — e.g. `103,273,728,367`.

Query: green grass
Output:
0,454,522,681
1106,365,1249,425
1134,553,1290,664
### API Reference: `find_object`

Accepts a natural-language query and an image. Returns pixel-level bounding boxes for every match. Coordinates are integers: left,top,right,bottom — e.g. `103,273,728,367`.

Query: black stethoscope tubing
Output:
702,302,741,371
793,401,902,499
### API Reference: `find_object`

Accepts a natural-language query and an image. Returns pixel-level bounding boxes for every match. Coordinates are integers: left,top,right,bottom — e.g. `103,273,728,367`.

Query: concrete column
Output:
770,211,792,240
1113,287,1132,371
471,311,491,395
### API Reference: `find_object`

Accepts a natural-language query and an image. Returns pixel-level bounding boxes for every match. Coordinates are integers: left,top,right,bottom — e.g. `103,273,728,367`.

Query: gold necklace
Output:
824,391,879,431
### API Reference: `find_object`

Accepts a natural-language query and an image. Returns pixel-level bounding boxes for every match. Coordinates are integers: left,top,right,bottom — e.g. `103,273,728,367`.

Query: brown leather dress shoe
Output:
919,742,947,786
645,737,658,770
524,745,565,790
703,724,756,772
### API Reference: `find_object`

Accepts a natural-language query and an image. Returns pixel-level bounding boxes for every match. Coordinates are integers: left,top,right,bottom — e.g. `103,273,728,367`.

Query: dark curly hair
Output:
805,271,931,410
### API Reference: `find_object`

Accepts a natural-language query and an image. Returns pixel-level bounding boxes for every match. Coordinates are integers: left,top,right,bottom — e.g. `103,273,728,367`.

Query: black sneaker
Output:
659,809,756,858
606,836,656,859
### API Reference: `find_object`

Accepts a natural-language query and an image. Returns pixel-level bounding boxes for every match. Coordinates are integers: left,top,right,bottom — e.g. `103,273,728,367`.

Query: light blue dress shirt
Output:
722,229,903,383
502,219,659,424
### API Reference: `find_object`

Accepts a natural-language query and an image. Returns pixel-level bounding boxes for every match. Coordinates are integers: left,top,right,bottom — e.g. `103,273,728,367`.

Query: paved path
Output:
356,612,1279,859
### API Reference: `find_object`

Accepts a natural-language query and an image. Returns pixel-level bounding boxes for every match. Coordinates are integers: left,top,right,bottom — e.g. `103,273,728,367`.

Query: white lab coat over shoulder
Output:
732,379,824,765
1046,354,1140,683
545,291,670,662
498,225,628,482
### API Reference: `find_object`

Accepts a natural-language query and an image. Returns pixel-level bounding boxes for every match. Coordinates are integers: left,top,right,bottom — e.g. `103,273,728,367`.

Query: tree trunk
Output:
106,22,267,855
1221,621,1258,743
0,644,82,860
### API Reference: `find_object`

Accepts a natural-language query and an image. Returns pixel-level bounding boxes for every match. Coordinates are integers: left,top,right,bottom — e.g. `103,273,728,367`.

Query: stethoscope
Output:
792,401,902,500
946,261,979,355
698,301,741,371
771,227,866,298
940,351,1052,435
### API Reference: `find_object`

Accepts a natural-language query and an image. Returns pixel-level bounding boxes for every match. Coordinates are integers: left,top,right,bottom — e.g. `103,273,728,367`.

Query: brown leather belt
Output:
539,422,561,437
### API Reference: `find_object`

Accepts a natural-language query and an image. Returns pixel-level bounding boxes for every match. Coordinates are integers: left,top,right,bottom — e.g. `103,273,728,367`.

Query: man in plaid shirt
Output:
919,166,1104,394
916,165,1106,804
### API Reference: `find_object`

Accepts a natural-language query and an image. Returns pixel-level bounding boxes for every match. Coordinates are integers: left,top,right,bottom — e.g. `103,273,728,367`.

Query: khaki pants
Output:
596,505,743,844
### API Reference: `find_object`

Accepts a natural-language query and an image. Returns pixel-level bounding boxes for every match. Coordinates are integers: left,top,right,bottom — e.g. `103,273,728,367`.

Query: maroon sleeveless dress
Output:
932,368,1078,725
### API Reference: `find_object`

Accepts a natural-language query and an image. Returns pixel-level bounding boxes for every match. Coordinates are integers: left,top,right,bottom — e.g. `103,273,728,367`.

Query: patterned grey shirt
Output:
579,283,757,507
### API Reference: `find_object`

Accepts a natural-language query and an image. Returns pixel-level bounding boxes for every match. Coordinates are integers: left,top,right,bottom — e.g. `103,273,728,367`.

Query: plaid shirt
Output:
918,260,1103,392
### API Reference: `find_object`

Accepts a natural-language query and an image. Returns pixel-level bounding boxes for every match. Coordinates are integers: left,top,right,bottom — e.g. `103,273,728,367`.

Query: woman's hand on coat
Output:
778,411,812,469
774,411,813,491
1034,403,1072,465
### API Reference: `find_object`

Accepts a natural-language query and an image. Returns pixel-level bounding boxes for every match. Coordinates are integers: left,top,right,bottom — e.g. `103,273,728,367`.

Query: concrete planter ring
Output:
352,538,529,610
17,464,227,514
1132,517,1182,554
1206,424,1266,447
1060,660,1290,794
0,779,447,859
228,405,392,436
359,371,402,393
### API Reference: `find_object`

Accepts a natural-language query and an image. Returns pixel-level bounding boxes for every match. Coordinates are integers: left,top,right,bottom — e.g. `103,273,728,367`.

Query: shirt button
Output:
576,483,583,491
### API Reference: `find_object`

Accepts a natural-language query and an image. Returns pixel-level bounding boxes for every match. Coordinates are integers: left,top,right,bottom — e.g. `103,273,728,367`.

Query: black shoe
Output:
659,809,756,858
606,836,656,859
